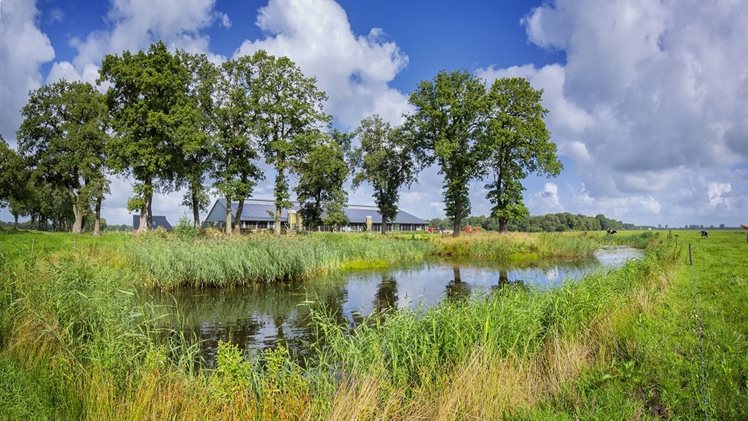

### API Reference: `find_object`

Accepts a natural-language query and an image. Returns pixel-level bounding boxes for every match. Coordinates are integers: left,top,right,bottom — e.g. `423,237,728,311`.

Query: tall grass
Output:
432,231,601,260
129,231,649,288
129,233,433,288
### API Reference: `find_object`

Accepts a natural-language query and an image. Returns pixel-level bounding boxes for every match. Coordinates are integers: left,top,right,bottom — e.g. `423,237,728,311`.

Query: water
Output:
144,247,642,366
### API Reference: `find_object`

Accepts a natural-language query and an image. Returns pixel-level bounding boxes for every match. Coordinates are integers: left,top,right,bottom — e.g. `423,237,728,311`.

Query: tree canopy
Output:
294,132,349,229
409,70,487,236
17,80,110,233
480,77,562,232
351,115,423,233
252,51,330,235
100,41,188,232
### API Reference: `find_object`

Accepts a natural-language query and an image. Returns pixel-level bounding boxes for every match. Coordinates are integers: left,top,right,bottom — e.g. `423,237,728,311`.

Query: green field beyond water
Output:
0,229,745,419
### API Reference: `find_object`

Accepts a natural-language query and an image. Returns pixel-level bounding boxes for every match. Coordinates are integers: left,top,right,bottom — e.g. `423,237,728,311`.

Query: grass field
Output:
0,228,745,419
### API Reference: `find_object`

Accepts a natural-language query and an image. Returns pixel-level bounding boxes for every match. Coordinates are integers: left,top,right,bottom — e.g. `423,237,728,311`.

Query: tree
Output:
409,70,487,237
176,51,216,228
351,115,422,234
252,51,330,236
17,80,110,234
294,132,349,229
210,56,264,235
480,77,562,232
100,41,188,233
0,136,30,227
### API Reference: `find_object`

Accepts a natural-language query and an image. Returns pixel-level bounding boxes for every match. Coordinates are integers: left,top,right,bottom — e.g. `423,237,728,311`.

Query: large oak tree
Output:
252,51,330,236
481,77,562,232
351,115,423,234
100,41,187,233
210,55,264,234
17,80,110,234
293,132,349,230
409,70,487,237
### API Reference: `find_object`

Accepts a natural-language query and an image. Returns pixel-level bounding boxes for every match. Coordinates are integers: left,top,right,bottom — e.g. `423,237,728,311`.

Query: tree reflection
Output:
373,275,398,313
446,266,471,302
492,269,528,292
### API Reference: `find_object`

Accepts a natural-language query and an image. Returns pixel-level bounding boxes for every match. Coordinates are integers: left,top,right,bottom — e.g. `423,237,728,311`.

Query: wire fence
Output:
688,243,709,421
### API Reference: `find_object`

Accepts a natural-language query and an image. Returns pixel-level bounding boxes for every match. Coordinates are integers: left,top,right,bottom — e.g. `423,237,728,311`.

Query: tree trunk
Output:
381,216,387,235
274,166,284,236
93,196,102,236
13,213,18,228
453,267,462,283
138,203,150,233
192,190,201,229
225,196,232,235
234,199,244,234
499,218,508,233
275,205,282,236
71,192,85,234
146,193,153,230
452,200,462,237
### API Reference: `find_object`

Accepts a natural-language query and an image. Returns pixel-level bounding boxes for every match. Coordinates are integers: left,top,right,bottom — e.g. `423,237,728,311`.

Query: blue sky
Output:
1,0,746,228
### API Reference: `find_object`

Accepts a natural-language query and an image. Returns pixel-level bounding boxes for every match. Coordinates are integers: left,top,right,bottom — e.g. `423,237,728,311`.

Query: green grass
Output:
0,229,744,419
533,230,748,419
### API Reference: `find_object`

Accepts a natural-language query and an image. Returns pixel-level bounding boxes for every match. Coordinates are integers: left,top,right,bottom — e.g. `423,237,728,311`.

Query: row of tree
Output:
1,41,561,237
430,212,632,232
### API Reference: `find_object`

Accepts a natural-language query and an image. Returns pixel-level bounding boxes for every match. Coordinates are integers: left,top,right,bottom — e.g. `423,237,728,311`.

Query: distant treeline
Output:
429,212,634,232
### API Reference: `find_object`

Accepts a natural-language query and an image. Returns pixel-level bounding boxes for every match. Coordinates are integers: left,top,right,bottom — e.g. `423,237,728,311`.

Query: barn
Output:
203,198,429,232
132,215,173,231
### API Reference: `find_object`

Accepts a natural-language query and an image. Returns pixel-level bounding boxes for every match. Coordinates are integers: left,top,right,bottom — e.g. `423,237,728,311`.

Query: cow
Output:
700,230,708,239
607,229,617,235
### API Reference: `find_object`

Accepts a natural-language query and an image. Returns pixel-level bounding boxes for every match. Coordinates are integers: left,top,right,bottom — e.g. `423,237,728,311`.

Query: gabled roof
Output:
133,215,173,231
205,198,428,225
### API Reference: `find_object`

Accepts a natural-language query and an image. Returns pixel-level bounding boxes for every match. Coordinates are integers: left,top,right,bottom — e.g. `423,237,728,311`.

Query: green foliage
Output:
294,133,349,229
481,77,562,231
409,70,488,235
252,51,331,235
210,55,264,233
173,215,199,241
210,341,252,401
0,136,28,213
175,51,216,227
100,41,189,231
430,212,632,233
351,115,423,233
17,80,110,233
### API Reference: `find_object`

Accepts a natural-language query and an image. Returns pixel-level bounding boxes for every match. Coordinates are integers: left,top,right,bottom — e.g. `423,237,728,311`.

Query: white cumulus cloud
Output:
234,0,411,128
0,0,55,145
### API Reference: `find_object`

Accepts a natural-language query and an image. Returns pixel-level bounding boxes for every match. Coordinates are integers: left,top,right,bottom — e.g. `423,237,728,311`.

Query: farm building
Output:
132,215,173,231
204,198,429,232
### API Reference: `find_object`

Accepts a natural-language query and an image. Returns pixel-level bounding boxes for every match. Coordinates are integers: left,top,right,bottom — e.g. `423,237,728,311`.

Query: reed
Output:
128,233,433,288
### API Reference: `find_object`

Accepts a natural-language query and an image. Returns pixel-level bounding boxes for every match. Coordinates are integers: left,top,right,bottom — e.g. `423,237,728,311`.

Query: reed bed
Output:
128,231,643,288
432,231,601,260
129,233,433,288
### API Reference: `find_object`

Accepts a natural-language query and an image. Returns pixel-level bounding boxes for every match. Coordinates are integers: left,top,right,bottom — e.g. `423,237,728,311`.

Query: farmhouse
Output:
204,198,429,232
132,215,173,231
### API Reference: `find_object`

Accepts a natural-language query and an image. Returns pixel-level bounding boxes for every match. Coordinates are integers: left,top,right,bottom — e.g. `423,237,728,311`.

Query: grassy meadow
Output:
0,228,745,419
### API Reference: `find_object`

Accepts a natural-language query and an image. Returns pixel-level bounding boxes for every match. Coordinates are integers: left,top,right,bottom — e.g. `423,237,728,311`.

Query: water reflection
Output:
445,267,471,302
144,247,642,366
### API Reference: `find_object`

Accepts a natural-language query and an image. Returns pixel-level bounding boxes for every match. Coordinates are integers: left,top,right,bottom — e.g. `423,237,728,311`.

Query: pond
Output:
143,246,643,367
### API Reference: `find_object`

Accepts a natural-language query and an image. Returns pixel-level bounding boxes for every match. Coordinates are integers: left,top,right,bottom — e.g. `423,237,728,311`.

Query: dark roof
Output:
205,198,428,225
133,215,173,231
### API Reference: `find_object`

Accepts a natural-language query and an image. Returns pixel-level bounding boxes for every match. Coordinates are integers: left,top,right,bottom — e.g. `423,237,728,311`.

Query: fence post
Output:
689,243,693,266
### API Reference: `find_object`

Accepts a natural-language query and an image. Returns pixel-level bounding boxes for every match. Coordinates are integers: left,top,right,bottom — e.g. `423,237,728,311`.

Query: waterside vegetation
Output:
0,230,745,419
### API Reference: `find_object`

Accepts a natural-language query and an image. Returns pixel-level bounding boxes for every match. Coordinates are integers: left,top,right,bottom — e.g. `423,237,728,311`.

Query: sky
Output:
0,0,746,228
